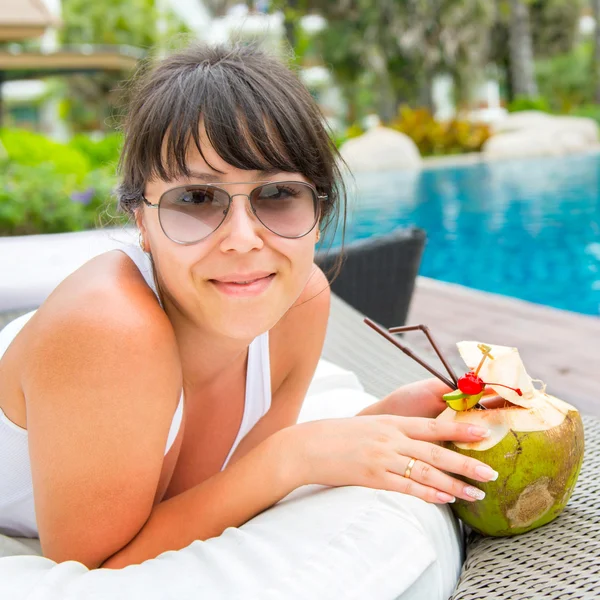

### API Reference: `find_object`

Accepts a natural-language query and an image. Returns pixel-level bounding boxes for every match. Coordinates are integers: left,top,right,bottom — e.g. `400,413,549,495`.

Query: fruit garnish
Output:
442,388,484,412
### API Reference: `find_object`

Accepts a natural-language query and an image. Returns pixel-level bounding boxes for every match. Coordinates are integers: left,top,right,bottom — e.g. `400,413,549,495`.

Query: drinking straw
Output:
364,318,456,390
388,324,459,386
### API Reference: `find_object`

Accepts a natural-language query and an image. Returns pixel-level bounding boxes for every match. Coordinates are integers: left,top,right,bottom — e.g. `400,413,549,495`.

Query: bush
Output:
0,129,90,183
389,106,491,156
68,132,123,169
0,129,129,235
0,163,125,236
507,96,552,113
535,41,594,112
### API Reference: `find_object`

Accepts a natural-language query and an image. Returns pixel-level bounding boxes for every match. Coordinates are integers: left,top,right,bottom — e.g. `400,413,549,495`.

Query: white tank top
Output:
0,244,271,538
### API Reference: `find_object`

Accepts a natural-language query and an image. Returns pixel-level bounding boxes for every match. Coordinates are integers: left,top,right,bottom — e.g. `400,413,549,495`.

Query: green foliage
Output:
58,0,189,133
535,42,594,112
389,106,491,156
507,96,551,113
68,133,123,169
0,129,90,183
0,164,124,236
0,130,125,236
60,0,179,48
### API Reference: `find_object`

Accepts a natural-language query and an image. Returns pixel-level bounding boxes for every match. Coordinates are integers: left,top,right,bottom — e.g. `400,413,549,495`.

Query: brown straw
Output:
388,324,459,386
364,318,456,390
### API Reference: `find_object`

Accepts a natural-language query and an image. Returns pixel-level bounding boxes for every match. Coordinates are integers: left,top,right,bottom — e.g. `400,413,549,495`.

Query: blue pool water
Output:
330,153,600,316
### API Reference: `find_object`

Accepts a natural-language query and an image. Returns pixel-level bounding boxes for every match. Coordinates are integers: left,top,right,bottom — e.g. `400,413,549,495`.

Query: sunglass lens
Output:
159,186,229,243
251,182,317,237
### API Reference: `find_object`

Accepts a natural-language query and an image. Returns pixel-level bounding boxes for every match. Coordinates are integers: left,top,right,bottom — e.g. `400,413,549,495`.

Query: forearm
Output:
101,431,296,569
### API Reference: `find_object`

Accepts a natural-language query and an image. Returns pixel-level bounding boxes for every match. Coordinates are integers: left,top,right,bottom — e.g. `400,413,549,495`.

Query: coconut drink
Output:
364,320,585,537
437,341,584,536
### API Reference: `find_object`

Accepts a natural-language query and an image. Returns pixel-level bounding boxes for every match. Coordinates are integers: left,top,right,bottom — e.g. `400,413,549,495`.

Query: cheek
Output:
281,238,316,282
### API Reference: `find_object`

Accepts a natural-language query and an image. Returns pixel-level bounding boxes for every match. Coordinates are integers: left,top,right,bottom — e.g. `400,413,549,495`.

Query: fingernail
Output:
437,492,456,503
475,465,499,481
464,486,486,500
469,426,491,438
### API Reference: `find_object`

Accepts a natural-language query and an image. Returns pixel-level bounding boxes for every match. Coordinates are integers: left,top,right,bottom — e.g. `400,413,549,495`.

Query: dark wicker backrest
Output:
315,227,426,328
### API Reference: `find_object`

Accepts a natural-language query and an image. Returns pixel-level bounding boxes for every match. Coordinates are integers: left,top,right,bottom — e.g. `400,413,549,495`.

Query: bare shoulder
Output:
21,249,182,411
21,250,174,355
269,264,330,392
17,250,183,567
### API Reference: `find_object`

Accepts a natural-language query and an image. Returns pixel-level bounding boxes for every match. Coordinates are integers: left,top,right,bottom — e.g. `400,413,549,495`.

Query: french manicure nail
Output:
469,426,491,438
464,486,486,500
475,465,499,481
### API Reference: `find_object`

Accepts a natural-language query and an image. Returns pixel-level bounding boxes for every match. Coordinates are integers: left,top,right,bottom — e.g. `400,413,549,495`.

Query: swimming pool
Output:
331,153,600,317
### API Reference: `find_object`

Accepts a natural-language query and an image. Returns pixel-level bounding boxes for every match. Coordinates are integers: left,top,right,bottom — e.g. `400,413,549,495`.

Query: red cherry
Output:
457,372,484,395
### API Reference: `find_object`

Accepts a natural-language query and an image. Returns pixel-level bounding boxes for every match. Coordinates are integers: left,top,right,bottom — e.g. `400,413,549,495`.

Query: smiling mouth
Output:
208,273,276,295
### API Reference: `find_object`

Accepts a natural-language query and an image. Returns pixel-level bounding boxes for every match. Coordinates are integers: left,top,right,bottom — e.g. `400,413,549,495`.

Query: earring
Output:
139,234,148,253
316,228,321,242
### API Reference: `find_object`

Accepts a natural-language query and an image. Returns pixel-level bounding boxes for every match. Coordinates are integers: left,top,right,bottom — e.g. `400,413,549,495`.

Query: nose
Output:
217,193,264,253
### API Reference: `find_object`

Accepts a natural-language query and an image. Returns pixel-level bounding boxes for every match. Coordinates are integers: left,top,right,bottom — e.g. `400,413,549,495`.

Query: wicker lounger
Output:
324,293,600,600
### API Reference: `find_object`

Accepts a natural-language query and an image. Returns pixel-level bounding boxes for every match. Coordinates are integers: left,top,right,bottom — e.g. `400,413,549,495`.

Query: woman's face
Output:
138,130,320,341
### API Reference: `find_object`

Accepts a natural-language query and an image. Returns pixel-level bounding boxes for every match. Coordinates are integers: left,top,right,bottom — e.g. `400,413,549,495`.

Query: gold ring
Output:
404,457,417,479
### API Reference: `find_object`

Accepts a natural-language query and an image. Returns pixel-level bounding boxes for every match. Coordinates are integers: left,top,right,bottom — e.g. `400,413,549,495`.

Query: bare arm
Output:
23,287,184,569
101,429,296,568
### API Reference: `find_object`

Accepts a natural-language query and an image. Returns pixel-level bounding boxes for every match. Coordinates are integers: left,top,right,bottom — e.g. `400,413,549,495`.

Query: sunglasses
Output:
142,180,327,245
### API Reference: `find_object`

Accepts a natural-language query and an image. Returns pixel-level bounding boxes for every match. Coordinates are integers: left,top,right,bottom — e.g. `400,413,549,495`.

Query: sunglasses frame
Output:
141,180,328,245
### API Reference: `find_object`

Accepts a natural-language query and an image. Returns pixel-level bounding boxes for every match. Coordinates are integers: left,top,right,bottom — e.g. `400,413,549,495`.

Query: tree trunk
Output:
508,0,538,98
593,0,600,103
366,45,397,123
419,68,435,113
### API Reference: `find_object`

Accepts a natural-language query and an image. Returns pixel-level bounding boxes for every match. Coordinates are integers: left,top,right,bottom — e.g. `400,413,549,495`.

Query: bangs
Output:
124,52,325,188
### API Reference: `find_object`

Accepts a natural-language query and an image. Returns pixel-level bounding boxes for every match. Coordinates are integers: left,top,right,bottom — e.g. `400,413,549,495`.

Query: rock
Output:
491,110,553,134
484,111,600,159
339,126,422,172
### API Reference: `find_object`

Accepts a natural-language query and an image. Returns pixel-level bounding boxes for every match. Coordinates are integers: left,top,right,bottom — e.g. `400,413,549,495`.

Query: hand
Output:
281,415,497,505
382,378,453,419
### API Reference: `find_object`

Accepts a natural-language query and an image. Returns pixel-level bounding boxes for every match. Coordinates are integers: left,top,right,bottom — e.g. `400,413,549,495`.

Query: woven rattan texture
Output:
322,295,599,600
449,414,600,600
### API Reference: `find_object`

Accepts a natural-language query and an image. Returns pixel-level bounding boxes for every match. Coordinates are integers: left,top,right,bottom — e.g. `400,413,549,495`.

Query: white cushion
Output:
0,372,464,599
305,359,364,397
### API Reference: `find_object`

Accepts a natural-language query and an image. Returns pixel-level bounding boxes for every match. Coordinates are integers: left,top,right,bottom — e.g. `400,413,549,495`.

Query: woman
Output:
0,43,496,576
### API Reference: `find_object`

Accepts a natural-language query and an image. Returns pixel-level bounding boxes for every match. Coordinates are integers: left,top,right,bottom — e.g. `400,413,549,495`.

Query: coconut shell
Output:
442,406,584,536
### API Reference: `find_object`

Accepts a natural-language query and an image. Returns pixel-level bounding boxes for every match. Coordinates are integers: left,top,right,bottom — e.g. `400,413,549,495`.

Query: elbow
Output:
41,535,132,571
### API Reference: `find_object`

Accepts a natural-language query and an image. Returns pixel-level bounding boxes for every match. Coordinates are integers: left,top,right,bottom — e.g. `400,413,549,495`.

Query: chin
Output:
211,311,279,341
203,295,288,340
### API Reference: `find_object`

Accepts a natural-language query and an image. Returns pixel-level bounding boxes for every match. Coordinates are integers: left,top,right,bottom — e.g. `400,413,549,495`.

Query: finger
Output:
398,439,498,483
379,470,456,504
389,456,486,503
396,417,491,443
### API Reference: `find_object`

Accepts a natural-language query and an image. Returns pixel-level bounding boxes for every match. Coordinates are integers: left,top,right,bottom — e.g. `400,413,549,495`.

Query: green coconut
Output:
438,341,585,537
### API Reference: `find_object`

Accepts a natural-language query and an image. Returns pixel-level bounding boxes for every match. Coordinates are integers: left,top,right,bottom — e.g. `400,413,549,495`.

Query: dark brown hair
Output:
116,41,346,248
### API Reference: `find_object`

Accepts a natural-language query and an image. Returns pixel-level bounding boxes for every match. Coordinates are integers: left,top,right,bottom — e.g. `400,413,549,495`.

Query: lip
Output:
212,272,274,283
209,273,275,297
